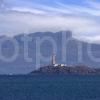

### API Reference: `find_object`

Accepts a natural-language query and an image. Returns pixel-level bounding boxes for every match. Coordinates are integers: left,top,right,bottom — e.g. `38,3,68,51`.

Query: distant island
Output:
30,53,100,75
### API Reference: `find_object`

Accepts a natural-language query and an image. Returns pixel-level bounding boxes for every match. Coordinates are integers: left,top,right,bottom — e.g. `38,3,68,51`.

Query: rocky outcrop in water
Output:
30,65,100,75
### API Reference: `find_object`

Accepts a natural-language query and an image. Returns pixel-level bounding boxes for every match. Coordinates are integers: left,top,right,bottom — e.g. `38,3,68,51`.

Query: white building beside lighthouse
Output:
51,53,66,67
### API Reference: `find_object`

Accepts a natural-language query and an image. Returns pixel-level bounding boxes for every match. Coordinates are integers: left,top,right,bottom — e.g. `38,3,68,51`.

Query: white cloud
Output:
0,0,100,43
56,2,100,16
87,0,100,9
74,35,100,44
11,7,46,14
0,11,100,43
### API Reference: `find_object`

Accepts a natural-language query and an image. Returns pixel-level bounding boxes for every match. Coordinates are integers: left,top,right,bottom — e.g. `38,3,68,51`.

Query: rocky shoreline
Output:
30,65,100,75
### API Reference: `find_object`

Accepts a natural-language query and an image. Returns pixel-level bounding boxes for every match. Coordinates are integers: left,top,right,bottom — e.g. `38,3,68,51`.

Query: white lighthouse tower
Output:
51,53,59,67
52,53,56,65
51,53,66,67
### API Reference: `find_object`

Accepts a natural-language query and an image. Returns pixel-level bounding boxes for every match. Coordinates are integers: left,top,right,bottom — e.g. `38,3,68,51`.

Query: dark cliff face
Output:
0,31,100,74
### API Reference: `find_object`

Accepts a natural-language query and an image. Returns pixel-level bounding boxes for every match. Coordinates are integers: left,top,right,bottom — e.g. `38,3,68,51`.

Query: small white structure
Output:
52,53,56,65
51,53,67,67
53,64,59,67
60,64,65,67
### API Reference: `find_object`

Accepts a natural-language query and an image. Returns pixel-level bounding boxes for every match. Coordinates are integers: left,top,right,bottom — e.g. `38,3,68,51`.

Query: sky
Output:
0,0,100,43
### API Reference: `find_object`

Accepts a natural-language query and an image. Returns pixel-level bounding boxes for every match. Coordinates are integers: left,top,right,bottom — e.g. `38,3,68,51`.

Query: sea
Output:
0,75,100,100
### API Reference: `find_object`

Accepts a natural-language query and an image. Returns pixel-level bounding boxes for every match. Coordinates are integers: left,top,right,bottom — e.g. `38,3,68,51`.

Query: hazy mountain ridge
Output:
0,31,100,74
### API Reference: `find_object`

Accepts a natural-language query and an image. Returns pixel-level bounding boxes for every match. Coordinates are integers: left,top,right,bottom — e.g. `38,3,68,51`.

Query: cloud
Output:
0,0,100,43
0,11,100,42
56,2,100,16
87,0,100,9
11,7,46,14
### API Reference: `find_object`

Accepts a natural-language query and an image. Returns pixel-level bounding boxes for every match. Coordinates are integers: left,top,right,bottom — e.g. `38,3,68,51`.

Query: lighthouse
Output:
51,53,66,67
51,53,59,67
52,53,56,65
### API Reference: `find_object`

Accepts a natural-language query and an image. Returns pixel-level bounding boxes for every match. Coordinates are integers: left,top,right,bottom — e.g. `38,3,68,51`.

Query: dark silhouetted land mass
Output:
30,65,100,75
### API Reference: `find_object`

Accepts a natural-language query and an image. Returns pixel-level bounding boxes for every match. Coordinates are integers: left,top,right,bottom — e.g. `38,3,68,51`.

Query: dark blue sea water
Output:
0,75,100,100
